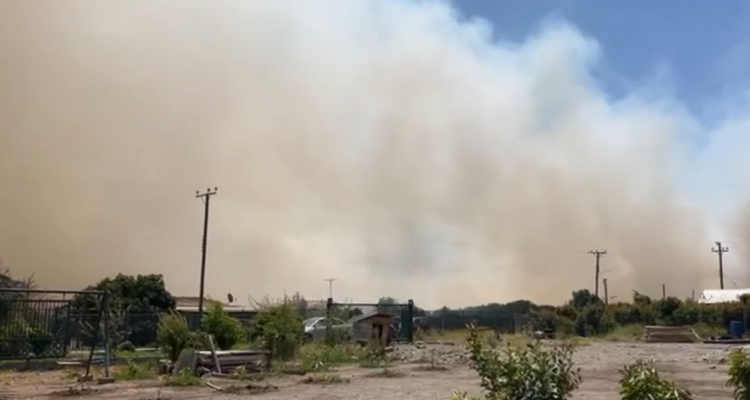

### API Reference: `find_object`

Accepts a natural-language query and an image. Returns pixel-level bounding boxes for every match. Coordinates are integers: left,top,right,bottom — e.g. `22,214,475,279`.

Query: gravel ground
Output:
5,341,743,400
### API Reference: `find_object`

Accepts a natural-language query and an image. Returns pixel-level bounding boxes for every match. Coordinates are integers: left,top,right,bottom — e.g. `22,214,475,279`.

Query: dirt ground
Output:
1,341,740,400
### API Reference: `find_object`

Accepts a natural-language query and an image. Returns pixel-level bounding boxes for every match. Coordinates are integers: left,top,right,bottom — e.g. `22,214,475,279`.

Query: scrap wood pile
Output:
643,325,700,343
173,348,270,376
166,334,270,376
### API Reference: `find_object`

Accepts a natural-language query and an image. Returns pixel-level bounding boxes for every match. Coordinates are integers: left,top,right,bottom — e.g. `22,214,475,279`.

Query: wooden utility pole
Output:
712,241,729,289
603,278,609,305
588,250,607,299
196,187,218,325
323,278,338,299
662,284,666,300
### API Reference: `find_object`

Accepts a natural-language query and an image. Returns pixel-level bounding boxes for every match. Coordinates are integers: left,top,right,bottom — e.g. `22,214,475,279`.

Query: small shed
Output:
351,312,393,346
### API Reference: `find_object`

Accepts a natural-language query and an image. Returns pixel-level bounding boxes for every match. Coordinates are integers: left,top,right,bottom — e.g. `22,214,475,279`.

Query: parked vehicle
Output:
303,317,352,342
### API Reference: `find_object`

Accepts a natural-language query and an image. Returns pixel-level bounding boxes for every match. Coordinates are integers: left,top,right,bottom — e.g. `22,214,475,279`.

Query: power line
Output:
588,250,607,298
195,187,218,325
712,241,729,289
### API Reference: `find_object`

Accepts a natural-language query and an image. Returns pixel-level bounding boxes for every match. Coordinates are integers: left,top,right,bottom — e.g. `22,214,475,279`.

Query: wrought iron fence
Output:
67,312,161,350
0,288,105,360
426,308,530,334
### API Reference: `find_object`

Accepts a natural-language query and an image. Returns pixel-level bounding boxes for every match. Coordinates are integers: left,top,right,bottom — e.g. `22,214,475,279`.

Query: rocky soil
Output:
7,341,746,400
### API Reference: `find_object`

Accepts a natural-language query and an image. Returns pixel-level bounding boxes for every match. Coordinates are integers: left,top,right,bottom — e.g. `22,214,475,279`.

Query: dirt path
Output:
5,341,741,400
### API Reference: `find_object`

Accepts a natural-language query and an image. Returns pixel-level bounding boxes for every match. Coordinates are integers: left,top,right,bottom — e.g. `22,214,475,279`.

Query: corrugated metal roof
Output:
698,289,750,304
350,311,393,324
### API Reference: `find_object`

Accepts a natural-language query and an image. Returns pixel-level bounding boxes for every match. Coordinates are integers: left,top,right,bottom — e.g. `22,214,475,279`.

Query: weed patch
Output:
365,367,404,378
301,373,349,385
163,371,202,387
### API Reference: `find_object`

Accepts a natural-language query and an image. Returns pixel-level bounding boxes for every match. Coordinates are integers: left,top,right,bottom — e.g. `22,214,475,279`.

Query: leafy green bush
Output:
28,329,55,356
727,349,750,400
116,340,136,353
574,304,615,336
618,359,692,400
164,369,202,386
114,358,154,380
247,303,303,361
156,311,191,363
201,303,245,350
461,323,581,400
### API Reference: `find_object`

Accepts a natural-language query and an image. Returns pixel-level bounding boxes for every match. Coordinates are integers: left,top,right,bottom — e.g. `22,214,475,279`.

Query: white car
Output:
303,317,352,341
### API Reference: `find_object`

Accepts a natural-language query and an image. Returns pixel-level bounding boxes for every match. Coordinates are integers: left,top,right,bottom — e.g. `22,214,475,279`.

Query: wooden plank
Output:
207,334,222,374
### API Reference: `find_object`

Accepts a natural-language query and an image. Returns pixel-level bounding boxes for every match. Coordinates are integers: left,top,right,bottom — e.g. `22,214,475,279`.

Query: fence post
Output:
84,293,105,379
325,298,333,343
407,300,414,343
103,291,110,378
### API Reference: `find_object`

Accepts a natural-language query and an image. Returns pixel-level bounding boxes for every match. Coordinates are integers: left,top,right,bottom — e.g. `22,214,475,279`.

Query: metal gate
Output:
0,288,105,360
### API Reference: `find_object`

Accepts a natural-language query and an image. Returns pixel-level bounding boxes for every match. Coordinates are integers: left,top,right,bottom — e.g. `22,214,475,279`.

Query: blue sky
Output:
452,0,750,115
447,0,750,233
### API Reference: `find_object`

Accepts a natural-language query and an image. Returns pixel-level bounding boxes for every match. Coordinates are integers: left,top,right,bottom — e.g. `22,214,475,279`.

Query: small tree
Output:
157,312,191,363
574,304,614,336
201,303,245,350
455,323,581,400
619,360,692,400
727,349,750,400
247,302,303,361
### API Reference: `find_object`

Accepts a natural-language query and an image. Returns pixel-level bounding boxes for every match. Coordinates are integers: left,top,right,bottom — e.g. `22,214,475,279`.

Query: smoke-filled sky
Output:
1,0,749,308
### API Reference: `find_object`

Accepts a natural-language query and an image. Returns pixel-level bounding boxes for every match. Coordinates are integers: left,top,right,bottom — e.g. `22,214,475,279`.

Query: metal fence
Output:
67,312,160,350
425,309,530,334
0,288,105,360
67,309,258,350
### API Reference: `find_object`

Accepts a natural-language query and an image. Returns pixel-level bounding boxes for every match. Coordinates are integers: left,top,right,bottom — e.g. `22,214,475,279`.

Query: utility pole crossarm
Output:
196,187,218,199
324,278,337,299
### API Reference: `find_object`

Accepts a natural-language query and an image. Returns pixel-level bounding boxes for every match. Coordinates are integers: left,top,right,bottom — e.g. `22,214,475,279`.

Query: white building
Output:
697,289,750,304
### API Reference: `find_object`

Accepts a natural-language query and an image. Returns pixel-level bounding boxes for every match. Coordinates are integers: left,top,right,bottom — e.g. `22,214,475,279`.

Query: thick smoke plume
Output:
0,0,748,307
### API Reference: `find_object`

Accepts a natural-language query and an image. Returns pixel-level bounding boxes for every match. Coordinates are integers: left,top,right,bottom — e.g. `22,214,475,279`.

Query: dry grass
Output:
423,329,533,347
0,370,70,386
301,373,349,384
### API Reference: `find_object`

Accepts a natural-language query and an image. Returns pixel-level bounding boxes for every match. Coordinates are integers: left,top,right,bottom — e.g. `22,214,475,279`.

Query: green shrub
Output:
114,358,153,380
188,330,210,350
201,303,245,350
156,311,191,363
164,369,202,386
727,349,750,400
116,340,136,353
618,360,692,400
247,303,303,361
28,329,55,356
463,323,581,400
574,304,615,336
